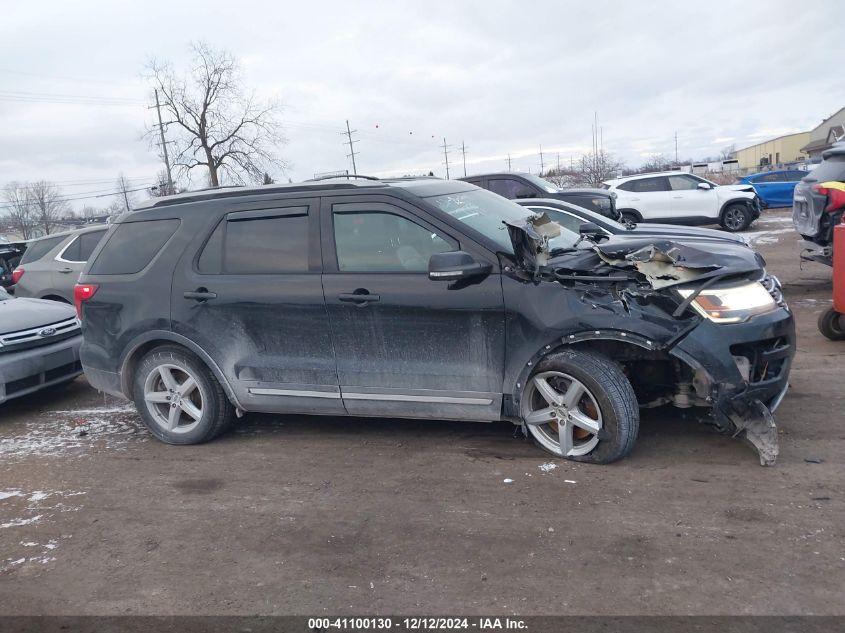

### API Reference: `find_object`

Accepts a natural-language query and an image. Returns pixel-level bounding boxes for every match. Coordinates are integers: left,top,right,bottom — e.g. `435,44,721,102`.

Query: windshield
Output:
521,173,561,193
426,188,579,252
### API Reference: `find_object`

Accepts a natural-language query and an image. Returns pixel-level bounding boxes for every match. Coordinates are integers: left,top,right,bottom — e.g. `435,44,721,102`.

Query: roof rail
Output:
305,174,381,182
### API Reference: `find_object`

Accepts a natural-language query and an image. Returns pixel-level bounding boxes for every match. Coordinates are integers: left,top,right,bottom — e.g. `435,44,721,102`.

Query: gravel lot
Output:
1,209,842,616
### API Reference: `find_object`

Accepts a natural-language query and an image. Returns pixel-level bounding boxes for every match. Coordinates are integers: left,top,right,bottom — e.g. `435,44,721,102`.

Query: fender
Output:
118,329,243,409
718,196,757,219
507,328,674,403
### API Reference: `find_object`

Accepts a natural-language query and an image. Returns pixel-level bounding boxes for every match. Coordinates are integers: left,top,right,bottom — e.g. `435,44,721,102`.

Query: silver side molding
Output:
247,388,341,399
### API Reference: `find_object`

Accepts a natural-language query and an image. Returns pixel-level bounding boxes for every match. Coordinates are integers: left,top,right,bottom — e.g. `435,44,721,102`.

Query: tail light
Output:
811,183,845,213
11,267,23,284
74,283,99,319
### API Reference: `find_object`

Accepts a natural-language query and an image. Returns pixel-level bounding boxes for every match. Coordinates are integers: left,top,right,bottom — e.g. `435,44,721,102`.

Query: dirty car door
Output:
170,199,343,414
320,197,506,421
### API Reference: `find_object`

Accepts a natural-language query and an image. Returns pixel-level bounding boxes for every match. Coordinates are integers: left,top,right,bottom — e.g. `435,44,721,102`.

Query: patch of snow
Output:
503,478,514,484
0,406,146,461
743,227,793,246
564,480,577,484
539,462,557,473
1,515,42,529
28,491,49,502
0,490,22,501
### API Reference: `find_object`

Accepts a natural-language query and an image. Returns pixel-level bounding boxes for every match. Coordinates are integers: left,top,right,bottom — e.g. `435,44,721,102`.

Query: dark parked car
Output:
77,178,793,465
0,286,82,404
513,198,749,246
793,143,845,265
459,172,619,220
736,169,808,208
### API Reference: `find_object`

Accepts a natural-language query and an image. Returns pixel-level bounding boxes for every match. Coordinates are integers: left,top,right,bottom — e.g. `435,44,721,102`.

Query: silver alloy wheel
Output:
522,371,602,457
723,207,746,230
143,363,203,434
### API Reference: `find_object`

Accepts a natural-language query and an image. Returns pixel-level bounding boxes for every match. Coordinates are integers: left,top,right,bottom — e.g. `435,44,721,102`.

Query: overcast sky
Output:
2,0,844,211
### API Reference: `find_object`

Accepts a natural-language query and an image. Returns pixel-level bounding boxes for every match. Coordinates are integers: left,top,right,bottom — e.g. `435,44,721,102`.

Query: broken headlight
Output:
677,281,777,324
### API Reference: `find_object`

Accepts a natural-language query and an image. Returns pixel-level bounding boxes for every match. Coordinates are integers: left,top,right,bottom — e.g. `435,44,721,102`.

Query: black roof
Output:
134,177,474,210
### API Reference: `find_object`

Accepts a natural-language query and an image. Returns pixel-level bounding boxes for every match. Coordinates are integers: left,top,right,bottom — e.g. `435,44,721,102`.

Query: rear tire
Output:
818,307,845,341
720,204,752,232
132,345,234,444
521,349,639,464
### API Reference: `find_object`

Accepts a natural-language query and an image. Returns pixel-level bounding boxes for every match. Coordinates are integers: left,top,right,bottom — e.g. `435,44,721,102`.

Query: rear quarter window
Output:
88,219,180,275
19,235,66,264
804,156,845,183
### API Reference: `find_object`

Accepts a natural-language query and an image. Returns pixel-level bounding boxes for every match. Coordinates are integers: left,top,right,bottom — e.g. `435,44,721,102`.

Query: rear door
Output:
52,229,107,299
488,177,540,199
320,195,506,421
170,198,344,415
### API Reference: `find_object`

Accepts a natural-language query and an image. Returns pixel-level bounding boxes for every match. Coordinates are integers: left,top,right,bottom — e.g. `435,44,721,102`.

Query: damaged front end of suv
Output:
504,214,794,466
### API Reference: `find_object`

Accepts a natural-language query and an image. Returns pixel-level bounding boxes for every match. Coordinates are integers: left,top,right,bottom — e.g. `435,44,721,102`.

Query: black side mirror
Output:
579,222,604,238
428,251,492,281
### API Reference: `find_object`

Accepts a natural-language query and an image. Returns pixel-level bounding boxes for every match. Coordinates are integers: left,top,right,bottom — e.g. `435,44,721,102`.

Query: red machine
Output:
819,220,845,339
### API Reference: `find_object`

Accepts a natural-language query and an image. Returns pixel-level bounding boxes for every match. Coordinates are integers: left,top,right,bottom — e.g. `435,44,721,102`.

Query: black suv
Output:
459,172,620,220
77,178,794,465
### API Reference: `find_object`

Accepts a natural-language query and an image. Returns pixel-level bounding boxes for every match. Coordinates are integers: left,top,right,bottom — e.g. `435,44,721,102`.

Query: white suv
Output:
603,172,760,232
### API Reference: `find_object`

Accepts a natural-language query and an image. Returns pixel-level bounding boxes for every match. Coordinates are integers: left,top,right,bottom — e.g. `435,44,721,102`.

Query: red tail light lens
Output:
11,267,23,284
811,183,845,213
74,283,99,319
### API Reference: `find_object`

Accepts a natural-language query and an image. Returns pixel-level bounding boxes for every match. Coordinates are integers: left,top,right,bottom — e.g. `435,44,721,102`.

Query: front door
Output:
320,197,506,421
664,174,717,220
170,198,344,415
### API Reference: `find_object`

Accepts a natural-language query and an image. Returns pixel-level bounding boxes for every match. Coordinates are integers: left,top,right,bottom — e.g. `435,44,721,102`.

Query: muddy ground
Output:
1,210,842,616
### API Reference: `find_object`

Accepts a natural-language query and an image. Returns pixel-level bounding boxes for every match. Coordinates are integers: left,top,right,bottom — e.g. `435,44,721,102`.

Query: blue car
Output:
736,169,809,208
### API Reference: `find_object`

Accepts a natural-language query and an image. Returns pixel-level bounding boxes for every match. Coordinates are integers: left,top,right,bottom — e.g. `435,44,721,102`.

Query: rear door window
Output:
197,207,310,274
88,219,180,274
622,177,669,193
59,230,107,263
804,156,845,183
19,235,66,264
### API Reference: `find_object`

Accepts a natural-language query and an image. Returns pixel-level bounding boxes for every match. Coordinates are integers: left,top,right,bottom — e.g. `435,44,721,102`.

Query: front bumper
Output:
0,334,83,404
670,307,795,465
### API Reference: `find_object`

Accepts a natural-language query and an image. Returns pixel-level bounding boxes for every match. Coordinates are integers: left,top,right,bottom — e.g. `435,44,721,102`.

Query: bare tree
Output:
720,144,736,160
145,42,286,187
115,173,135,211
577,150,626,187
149,169,177,197
2,182,38,240
638,153,672,174
26,181,68,236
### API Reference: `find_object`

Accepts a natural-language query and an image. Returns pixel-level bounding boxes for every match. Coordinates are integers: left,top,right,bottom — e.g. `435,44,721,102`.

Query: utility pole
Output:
507,153,512,170
460,141,468,177
152,89,174,195
556,152,561,174
674,131,679,165
343,120,359,175
441,138,451,179
539,144,545,174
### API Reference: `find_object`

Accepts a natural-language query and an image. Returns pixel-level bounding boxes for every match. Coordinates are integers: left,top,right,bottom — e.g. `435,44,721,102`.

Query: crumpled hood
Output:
0,297,77,335
593,236,765,288
718,184,756,197
506,213,765,289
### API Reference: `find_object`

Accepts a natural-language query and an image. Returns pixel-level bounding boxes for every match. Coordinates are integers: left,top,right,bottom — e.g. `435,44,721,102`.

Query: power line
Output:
342,120,359,175
0,183,156,212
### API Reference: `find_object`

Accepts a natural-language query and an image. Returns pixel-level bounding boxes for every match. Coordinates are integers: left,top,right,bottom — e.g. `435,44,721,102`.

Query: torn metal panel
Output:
504,212,561,274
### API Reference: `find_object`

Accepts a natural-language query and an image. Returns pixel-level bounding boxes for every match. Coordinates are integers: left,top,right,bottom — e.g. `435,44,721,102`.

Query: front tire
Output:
521,349,639,464
132,346,234,444
721,204,752,232
818,307,845,341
